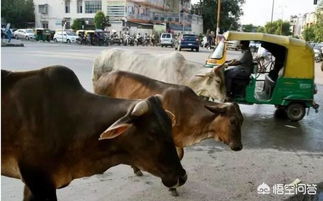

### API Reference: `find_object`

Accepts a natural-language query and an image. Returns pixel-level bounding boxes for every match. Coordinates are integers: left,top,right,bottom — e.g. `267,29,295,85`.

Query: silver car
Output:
160,33,174,48
13,29,35,40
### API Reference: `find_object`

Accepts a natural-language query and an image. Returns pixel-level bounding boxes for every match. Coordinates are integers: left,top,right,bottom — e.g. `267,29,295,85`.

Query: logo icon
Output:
257,183,271,195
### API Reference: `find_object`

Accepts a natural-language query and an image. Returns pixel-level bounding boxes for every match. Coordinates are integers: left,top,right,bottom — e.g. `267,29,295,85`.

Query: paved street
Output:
2,41,323,201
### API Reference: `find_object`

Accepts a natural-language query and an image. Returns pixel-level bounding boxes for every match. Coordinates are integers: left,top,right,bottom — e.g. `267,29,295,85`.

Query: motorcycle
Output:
135,36,144,46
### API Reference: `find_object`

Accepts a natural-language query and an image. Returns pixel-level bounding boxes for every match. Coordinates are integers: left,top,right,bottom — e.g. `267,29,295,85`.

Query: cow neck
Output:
166,98,214,147
66,92,135,178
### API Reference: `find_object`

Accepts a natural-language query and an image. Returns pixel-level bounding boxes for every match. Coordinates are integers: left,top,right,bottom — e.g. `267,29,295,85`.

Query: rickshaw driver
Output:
224,41,253,97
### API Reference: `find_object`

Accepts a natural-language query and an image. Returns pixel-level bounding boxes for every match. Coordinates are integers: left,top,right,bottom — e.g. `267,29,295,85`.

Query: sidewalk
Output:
1,39,24,47
315,62,323,85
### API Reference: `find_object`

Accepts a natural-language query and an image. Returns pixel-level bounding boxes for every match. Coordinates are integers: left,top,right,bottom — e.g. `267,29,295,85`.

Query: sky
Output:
190,0,318,26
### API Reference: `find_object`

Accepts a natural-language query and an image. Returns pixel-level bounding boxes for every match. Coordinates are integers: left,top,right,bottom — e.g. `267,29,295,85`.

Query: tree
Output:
302,2,323,42
259,20,291,36
257,26,265,33
242,24,258,32
71,19,85,31
191,0,245,33
1,0,35,28
302,26,315,41
313,3,323,41
94,11,106,29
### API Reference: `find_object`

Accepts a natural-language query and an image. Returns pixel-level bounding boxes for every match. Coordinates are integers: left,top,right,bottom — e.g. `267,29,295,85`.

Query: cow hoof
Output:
134,170,143,176
169,188,179,196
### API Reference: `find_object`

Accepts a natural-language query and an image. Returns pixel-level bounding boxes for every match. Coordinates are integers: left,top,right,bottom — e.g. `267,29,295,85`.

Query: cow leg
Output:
131,166,143,176
19,165,57,201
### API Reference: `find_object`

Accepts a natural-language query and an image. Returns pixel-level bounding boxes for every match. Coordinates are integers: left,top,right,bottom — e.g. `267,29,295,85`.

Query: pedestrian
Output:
5,23,12,43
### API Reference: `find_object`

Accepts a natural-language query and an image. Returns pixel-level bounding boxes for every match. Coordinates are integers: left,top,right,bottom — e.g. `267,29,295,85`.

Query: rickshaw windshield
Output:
210,39,225,59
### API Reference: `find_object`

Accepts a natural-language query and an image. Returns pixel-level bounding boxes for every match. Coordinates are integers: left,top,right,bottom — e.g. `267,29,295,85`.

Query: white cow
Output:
92,49,227,102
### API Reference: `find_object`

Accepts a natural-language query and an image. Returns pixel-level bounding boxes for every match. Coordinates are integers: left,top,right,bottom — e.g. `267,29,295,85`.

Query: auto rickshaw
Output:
35,28,52,42
76,30,86,44
84,30,95,45
206,31,319,121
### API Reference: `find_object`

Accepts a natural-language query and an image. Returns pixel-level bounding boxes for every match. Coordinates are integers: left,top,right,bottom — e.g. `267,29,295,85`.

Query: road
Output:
1,41,323,201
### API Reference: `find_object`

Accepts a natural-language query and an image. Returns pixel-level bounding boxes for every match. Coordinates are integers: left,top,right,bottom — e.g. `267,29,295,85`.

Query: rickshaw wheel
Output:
286,103,305,121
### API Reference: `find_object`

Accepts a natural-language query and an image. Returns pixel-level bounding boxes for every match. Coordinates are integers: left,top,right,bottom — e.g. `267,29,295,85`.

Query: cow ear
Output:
99,123,131,140
165,109,176,127
205,103,230,115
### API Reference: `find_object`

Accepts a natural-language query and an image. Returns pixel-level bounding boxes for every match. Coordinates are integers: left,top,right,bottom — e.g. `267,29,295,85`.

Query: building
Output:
290,11,319,37
33,0,203,34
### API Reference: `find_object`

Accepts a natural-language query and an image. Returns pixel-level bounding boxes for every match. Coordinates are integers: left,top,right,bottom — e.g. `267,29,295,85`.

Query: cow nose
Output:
231,144,243,151
178,172,187,186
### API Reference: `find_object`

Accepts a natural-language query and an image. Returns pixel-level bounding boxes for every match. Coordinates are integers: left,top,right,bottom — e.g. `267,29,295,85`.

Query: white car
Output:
53,31,79,43
160,33,174,47
13,29,35,40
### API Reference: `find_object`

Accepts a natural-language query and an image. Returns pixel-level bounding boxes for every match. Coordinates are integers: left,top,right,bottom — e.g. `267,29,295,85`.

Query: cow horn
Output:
131,100,149,116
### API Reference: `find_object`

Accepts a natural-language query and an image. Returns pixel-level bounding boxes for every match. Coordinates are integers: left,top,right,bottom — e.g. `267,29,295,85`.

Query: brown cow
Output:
1,66,187,201
93,71,243,174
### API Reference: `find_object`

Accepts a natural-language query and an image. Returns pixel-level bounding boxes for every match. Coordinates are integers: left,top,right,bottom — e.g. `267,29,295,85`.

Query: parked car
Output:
175,34,199,52
13,29,35,40
160,33,174,47
53,31,79,43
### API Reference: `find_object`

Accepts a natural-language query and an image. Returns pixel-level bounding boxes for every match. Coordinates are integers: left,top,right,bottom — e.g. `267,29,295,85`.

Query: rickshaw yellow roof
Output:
223,31,307,47
223,31,314,79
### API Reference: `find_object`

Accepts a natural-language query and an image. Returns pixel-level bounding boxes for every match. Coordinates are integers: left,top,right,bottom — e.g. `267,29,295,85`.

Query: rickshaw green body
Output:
239,77,314,108
35,28,52,41
207,31,319,119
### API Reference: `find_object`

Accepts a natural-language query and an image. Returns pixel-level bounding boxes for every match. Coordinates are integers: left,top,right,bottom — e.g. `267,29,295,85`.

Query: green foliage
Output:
242,24,259,32
94,11,105,29
313,12,323,42
71,19,85,31
257,26,265,33
302,26,315,41
302,4,323,42
256,20,291,36
1,0,35,28
191,0,245,33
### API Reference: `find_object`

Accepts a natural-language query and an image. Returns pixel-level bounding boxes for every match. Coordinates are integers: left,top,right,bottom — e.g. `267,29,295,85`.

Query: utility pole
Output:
271,0,275,22
216,0,221,37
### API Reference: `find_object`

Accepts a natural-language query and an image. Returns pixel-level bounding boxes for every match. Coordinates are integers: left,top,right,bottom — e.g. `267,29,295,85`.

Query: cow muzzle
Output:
229,142,243,151
162,170,187,188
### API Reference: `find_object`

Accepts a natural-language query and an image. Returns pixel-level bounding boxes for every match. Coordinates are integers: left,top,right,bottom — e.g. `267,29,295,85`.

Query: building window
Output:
77,0,83,13
38,4,48,14
107,6,125,17
41,21,49,28
65,0,70,13
85,1,102,13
